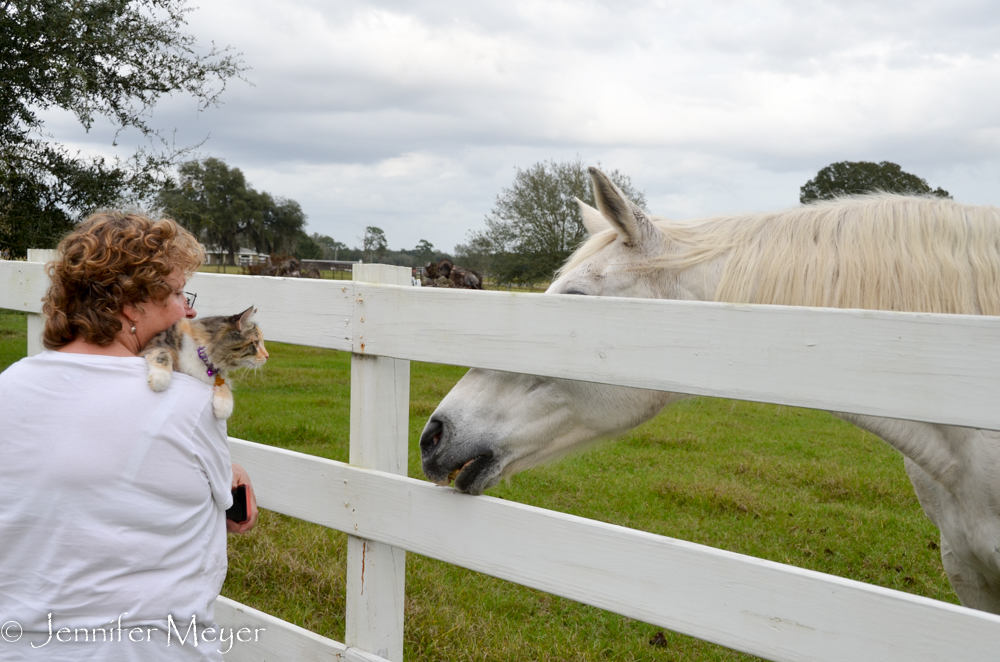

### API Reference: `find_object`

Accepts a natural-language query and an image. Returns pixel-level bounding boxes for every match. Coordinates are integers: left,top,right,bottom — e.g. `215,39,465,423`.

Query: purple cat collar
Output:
197,346,223,384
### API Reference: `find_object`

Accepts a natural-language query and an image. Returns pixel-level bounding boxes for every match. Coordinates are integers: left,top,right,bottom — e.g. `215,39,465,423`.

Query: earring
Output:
129,320,136,334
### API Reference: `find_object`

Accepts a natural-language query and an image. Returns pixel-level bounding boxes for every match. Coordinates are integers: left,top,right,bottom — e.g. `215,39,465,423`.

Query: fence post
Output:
346,264,411,661
25,249,58,356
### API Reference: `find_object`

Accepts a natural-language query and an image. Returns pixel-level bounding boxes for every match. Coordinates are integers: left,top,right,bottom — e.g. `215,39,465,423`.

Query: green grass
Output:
0,310,27,366
0,314,951,661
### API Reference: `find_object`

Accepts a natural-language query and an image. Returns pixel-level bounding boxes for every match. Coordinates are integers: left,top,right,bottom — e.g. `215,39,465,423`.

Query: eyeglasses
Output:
184,292,197,308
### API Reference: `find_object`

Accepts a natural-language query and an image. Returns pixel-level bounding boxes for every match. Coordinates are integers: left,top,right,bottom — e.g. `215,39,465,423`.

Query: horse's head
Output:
420,168,690,495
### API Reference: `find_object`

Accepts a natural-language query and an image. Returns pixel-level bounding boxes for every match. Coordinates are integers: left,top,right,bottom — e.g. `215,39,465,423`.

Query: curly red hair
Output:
42,211,205,349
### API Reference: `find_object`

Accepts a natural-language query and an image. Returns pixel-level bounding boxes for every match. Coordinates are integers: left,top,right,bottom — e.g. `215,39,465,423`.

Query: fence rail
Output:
4,258,1000,661
6,260,1000,428
228,437,1000,662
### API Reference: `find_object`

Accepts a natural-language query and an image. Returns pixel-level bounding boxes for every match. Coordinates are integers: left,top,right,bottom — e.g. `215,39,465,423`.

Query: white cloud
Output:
37,0,1000,251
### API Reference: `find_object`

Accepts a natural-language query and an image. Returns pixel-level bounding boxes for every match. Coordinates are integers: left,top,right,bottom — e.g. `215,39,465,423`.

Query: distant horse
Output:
437,259,484,289
250,255,320,278
420,168,1000,613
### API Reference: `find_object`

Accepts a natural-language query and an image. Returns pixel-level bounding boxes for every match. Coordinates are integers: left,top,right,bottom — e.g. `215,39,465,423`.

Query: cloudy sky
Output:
49,0,1000,254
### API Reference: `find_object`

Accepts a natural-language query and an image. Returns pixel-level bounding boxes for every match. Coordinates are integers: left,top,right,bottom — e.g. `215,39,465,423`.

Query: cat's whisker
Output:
246,368,264,385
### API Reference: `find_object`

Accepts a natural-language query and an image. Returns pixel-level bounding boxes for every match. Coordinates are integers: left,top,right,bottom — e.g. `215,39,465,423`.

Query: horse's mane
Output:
564,195,1000,315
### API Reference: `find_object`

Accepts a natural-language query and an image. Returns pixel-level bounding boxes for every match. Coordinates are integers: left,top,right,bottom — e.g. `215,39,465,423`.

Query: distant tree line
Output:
175,157,951,273
303,230,452,268
157,158,451,268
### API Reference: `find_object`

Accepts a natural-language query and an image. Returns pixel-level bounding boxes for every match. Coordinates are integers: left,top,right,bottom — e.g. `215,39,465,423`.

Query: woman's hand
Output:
227,463,259,534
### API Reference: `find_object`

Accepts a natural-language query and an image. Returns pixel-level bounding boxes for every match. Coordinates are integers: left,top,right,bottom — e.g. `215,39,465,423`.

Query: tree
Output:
157,158,254,265
312,233,347,260
414,239,435,264
157,158,305,265
250,194,307,256
453,236,492,275
0,0,245,258
800,161,950,204
362,226,387,263
467,158,646,285
294,233,322,260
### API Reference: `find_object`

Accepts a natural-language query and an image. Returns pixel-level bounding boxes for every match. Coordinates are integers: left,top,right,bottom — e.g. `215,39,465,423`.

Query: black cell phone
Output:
227,484,248,524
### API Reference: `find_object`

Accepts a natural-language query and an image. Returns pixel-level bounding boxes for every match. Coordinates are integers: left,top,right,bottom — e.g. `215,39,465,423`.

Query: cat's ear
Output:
236,306,256,331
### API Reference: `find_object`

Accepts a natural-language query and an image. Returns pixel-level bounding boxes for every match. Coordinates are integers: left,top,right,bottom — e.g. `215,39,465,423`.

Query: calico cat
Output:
141,306,268,419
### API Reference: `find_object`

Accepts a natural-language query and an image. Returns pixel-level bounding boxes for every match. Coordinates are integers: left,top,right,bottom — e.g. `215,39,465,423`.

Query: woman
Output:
0,211,257,661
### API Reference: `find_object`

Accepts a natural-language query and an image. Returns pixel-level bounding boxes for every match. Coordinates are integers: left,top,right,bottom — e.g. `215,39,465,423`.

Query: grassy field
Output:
0,310,951,661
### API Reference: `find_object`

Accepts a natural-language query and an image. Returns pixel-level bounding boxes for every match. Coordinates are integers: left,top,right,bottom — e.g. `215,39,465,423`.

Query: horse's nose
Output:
420,417,444,453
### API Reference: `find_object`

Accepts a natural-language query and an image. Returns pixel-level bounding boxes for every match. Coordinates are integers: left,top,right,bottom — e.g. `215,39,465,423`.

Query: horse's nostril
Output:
420,418,444,452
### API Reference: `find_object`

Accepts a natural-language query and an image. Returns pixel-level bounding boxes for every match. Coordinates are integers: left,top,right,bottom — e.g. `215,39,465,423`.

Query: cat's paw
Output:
147,368,172,392
213,388,234,419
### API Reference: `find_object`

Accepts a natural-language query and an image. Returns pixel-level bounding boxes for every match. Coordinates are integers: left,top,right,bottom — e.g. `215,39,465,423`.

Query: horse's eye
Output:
564,289,588,296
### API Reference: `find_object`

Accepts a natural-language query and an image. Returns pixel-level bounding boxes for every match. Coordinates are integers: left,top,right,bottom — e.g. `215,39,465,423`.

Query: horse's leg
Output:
894,453,997,612
903,444,1000,615
851,420,1000,614
901,456,945,527
899,458,988,606
939,533,1000,614
835,415,995,608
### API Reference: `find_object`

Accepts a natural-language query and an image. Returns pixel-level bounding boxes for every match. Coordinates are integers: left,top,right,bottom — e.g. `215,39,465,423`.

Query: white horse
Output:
420,168,1000,614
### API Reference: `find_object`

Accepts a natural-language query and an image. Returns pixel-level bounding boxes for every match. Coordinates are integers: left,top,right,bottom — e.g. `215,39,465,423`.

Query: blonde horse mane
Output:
563,195,1000,315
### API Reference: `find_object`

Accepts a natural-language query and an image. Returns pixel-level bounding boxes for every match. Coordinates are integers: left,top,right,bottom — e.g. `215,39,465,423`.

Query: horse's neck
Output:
663,254,728,302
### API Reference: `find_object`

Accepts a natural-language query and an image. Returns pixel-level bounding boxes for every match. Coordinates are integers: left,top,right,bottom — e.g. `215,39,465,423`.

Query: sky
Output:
46,0,1000,254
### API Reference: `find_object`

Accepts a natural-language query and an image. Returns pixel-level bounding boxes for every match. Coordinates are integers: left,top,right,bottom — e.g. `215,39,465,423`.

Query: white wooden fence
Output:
4,257,1000,662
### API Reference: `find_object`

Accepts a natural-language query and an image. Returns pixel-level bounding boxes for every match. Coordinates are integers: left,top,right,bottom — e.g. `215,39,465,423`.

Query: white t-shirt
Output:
0,351,233,661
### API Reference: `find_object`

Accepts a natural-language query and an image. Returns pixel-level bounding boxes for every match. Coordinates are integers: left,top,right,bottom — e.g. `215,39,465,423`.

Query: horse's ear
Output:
575,198,610,236
588,167,654,247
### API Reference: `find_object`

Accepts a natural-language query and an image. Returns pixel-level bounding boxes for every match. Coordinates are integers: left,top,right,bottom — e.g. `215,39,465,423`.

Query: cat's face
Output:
203,307,268,371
